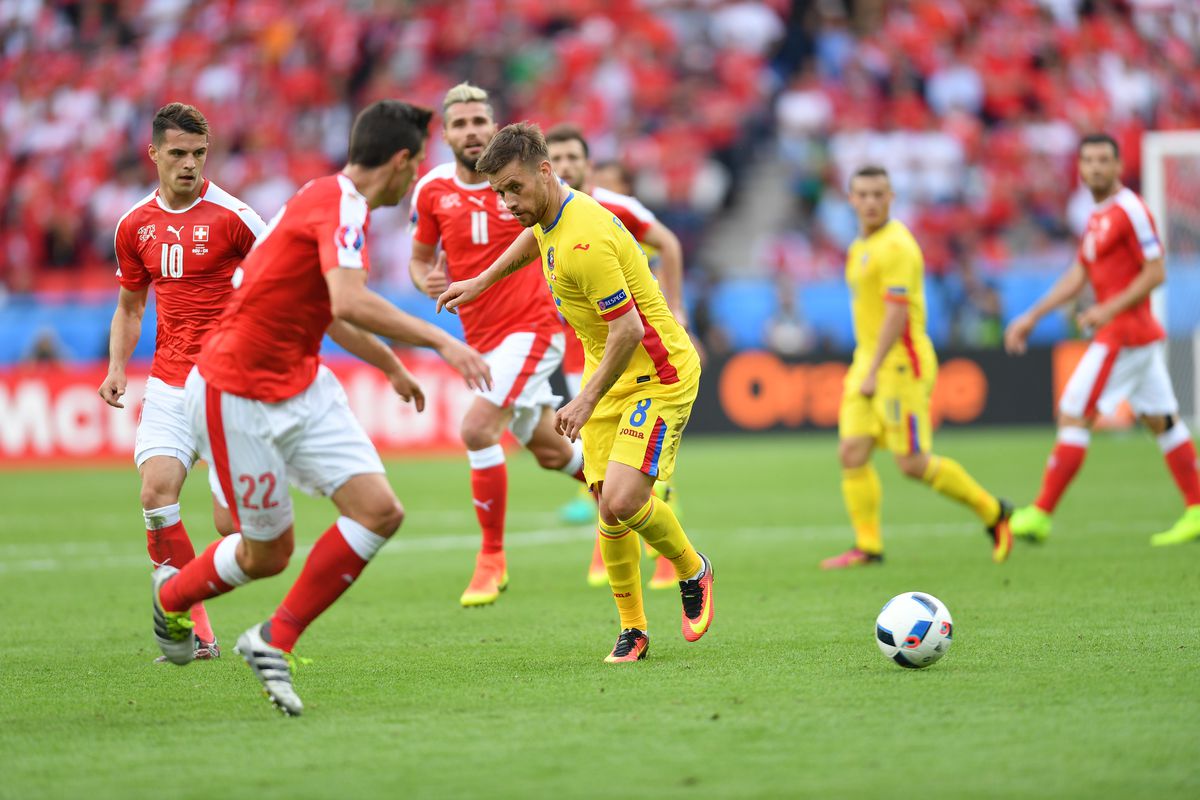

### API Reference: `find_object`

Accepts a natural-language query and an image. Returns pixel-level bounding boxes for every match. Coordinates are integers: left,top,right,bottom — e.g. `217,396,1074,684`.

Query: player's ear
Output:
147,143,158,164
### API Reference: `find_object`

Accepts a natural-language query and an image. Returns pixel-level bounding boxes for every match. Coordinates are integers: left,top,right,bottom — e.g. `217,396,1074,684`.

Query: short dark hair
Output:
545,124,590,158
851,164,889,182
475,122,548,175
152,103,209,146
1079,133,1120,158
347,100,434,168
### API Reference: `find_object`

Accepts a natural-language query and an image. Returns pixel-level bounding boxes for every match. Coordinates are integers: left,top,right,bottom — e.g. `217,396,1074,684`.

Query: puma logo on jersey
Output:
166,224,186,240
467,196,486,208
574,243,590,251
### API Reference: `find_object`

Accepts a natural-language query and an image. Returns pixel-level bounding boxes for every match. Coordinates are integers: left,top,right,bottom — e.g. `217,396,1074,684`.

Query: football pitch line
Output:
0,517,1155,575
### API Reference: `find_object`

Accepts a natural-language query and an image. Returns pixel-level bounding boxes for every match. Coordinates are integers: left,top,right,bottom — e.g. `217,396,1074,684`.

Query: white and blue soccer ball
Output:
875,592,953,669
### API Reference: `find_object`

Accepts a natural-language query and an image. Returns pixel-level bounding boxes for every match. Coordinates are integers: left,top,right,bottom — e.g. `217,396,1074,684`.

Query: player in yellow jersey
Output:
823,165,1014,569
545,123,689,590
438,123,715,662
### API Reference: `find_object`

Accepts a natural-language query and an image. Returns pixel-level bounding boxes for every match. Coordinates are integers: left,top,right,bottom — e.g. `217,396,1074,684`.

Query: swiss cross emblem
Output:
194,225,210,243
440,193,462,209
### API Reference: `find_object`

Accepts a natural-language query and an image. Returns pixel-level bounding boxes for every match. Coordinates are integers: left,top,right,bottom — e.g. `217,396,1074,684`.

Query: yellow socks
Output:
598,520,647,631
923,455,1000,525
842,464,883,555
619,497,702,581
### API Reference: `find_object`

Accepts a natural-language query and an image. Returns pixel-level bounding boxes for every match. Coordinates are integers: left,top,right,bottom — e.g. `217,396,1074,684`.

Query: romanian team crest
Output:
546,246,555,273
335,225,365,252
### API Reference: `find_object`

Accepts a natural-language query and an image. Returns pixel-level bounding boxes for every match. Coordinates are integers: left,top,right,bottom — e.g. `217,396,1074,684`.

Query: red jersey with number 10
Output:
1078,187,1165,347
114,180,264,387
410,163,558,353
200,174,372,402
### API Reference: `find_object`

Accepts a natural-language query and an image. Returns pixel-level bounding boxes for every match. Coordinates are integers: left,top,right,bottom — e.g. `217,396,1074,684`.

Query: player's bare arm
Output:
408,240,450,299
436,227,539,314
860,300,908,398
99,286,149,408
554,310,644,442
326,319,426,412
1076,255,1165,331
325,267,492,391
642,220,687,327
1005,262,1088,355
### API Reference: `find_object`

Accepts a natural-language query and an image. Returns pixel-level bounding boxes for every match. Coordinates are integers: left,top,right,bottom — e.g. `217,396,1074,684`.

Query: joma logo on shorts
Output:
619,427,644,440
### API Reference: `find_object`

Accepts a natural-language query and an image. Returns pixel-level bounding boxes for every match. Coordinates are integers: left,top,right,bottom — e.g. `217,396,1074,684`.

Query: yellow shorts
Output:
839,361,935,455
581,379,698,487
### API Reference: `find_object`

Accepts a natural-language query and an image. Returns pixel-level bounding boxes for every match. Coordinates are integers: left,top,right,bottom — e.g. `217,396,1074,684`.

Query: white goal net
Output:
1143,131,1200,425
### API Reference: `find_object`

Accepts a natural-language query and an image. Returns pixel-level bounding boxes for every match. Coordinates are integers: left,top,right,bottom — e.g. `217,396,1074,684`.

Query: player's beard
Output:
455,147,480,172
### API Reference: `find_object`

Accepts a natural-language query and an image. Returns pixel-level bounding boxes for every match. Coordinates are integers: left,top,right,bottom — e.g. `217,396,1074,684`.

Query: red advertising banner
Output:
0,354,478,465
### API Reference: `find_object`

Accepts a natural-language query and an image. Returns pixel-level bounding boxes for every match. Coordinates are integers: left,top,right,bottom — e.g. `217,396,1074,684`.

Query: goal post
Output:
1142,130,1200,425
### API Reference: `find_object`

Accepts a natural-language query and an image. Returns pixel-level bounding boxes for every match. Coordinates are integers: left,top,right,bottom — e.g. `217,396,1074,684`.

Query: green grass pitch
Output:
1,428,1197,799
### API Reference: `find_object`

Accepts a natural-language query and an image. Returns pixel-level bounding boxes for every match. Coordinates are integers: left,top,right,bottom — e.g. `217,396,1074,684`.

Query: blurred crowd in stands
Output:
2,0,1199,360
0,0,793,296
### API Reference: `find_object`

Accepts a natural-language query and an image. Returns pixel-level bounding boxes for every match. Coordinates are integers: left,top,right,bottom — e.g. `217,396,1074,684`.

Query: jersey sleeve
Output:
315,192,371,274
879,241,919,304
574,231,635,322
1116,194,1164,261
228,206,266,257
114,219,151,291
409,180,441,246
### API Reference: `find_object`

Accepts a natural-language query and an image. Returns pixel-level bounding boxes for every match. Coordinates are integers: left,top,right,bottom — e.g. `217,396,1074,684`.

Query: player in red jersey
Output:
544,124,690,589
408,84,588,607
150,100,492,716
1005,133,1200,546
100,104,266,660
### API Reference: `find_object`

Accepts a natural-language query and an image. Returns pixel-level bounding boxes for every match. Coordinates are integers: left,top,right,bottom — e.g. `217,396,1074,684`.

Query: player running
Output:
439,123,715,663
101,103,266,660
822,165,1013,569
407,84,588,608
1005,133,1200,546
543,124,689,589
150,100,492,715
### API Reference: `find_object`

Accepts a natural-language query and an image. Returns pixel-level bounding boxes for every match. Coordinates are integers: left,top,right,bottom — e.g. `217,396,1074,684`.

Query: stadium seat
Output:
797,280,854,351
998,271,1068,344
710,280,778,350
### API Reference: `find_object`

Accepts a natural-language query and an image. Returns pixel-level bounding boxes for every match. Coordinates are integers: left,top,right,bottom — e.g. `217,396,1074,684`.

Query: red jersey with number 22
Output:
1078,187,1165,347
410,163,557,353
199,173,371,402
114,180,264,386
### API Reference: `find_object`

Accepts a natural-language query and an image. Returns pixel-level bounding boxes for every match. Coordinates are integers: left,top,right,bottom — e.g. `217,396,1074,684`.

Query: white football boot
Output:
151,566,196,666
235,623,304,717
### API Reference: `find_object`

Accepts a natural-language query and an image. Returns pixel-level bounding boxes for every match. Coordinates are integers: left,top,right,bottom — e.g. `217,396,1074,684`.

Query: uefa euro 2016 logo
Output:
335,225,365,252
547,246,555,273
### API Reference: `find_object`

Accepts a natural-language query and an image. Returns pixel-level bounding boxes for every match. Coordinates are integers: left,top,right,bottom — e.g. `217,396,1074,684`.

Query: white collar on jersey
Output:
453,174,490,191
154,180,208,214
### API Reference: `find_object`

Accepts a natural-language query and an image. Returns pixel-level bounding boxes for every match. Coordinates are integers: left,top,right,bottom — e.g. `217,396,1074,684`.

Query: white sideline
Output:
0,518,1162,575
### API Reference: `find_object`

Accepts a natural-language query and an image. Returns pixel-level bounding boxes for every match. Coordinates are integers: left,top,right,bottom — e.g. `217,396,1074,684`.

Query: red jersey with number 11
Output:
410,163,558,353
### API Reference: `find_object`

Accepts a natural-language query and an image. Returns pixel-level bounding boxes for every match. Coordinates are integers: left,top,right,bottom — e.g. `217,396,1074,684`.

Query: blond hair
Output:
442,82,492,117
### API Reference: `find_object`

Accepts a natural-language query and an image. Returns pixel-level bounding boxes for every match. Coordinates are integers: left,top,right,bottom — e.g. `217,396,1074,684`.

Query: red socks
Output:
1034,427,1089,514
159,536,234,613
266,519,382,652
469,446,508,555
1159,425,1200,506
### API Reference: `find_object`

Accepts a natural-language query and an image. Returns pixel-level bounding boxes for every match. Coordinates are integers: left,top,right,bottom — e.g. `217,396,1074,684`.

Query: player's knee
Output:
460,419,501,452
240,547,290,579
895,454,926,480
607,490,649,523
355,497,405,537
531,440,571,471
140,483,180,511
839,441,868,469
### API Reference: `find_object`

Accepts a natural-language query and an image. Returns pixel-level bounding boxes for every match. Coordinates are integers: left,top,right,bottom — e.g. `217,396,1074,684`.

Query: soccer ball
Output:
875,592,953,669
